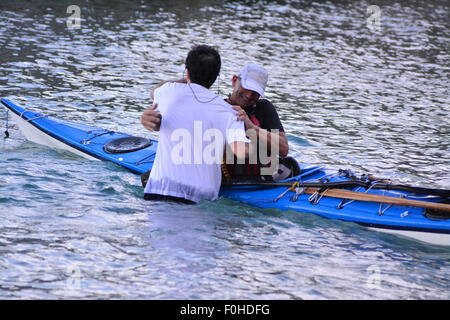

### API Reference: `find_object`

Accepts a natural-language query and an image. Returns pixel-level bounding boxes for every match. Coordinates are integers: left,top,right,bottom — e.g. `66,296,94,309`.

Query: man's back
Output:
145,82,248,202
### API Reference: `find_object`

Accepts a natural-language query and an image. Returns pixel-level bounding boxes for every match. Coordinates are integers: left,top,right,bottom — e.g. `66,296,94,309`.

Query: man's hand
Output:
232,105,289,157
141,104,161,132
232,105,255,130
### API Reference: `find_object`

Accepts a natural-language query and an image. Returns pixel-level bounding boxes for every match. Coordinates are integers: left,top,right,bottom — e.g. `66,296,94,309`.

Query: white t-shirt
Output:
144,82,249,202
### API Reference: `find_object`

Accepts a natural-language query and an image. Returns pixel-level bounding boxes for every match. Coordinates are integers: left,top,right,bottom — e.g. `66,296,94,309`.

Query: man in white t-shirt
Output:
143,45,250,203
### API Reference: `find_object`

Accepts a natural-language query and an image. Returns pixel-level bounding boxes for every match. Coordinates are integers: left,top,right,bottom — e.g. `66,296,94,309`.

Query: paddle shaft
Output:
301,187,450,212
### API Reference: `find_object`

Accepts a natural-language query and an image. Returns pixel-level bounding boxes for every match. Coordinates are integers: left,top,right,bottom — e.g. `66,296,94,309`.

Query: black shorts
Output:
144,193,196,205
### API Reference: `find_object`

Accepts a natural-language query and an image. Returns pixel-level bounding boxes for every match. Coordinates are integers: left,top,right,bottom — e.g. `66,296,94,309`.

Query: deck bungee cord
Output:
223,177,450,213
223,176,450,198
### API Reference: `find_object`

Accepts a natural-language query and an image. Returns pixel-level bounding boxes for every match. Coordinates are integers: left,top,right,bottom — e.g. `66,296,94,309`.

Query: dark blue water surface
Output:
0,0,449,299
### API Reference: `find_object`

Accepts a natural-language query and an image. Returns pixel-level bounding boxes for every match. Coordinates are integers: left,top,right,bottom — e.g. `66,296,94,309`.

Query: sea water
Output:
0,0,448,299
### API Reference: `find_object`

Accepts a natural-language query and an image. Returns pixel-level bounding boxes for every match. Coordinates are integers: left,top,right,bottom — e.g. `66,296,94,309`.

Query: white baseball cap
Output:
238,63,268,97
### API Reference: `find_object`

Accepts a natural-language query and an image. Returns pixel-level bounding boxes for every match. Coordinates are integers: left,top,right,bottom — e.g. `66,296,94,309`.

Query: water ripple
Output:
0,0,449,299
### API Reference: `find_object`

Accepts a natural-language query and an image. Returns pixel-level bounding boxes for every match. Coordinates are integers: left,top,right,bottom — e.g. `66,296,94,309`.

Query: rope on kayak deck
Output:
271,172,404,216
81,130,115,145
273,181,299,202
136,152,156,165
308,187,329,205
19,109,48,122
337,186,363,209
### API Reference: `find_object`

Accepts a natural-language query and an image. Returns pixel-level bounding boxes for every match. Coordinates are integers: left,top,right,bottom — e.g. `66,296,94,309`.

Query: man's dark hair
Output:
185,45,221,89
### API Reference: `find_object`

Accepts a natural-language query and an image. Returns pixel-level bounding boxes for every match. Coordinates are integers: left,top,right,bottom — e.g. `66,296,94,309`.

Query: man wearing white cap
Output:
223,63,289,179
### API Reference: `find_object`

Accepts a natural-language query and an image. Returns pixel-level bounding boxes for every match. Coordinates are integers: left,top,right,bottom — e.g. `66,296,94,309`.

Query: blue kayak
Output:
2,98,450,246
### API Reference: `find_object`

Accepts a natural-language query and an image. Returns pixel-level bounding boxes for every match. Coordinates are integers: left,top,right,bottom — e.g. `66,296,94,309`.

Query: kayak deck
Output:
2,98,449,245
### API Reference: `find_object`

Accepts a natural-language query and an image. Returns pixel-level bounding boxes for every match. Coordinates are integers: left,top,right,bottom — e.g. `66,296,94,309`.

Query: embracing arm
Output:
143,78,188,132
150,78,187,99
227,141,250,160
141,104,161,132
248,126,289,157
232,105,289,157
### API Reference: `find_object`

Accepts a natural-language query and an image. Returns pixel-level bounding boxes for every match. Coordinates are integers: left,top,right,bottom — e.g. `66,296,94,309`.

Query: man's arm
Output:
227,141,250,160
232,105,289,157
150,78,187,99
143,78,188,132
249,127,289,158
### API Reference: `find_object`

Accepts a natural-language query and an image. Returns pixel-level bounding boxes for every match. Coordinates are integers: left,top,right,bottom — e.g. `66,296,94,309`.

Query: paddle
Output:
301,187,450,212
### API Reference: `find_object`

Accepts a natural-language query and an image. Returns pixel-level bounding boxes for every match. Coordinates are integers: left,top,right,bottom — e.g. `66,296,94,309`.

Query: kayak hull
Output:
6,106,100,161
2,98,449,246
